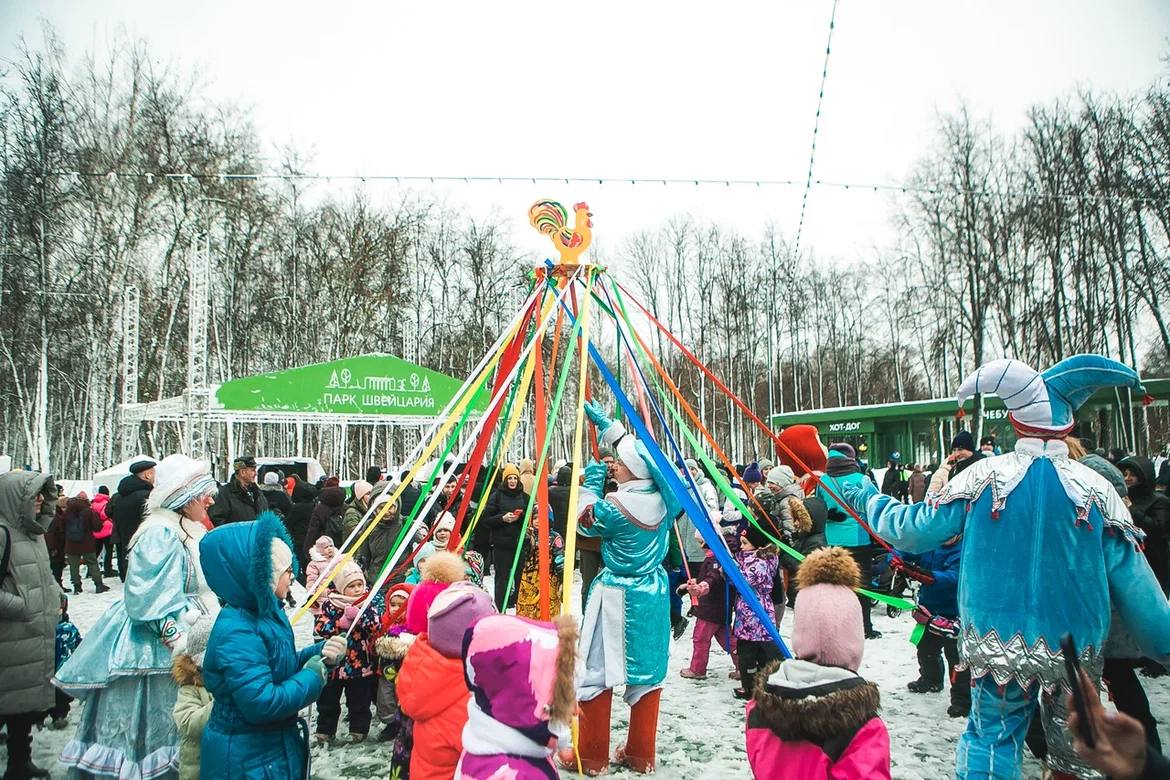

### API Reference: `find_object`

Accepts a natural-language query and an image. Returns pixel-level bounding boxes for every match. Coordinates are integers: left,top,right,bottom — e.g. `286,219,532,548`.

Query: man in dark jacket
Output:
209,456,268,526
1119,455,1170,596
285,477,316,577
106,459,155,581
881,453,908,500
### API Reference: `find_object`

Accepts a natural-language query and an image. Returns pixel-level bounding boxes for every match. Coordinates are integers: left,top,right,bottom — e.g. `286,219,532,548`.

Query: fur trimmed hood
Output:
375,632,416,661
172,652,203,687
199,511,296,615
751,659,880,744
462,613,580,745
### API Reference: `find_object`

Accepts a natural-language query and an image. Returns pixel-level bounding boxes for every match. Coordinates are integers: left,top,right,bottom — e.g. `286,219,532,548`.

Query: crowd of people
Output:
1,355,1170,779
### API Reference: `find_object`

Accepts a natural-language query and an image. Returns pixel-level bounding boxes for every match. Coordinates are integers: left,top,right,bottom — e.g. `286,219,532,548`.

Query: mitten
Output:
322,635,347,665
583,400,610,430
303,654,327,683
339,604,359,630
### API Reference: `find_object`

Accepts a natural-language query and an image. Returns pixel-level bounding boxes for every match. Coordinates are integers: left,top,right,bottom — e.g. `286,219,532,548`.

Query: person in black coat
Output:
547,465,574,539
285,477,316,579
481,463,530,610
259,471,293,518
1119,455,1170,595
208,456,268,526
105,459,155,581
306,486,347,549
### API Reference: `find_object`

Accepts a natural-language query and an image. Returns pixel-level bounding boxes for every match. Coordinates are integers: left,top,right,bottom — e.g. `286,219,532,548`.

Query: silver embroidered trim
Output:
960,624,1103,693
930,447,1144,548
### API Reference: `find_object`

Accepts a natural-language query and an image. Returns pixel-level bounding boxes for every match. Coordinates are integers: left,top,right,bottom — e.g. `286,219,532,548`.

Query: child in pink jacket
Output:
745,547,891,779
305,535,339,614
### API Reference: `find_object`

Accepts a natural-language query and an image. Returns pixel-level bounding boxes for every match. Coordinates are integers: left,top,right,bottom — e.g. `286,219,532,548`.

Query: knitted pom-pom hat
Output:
793,547,864,672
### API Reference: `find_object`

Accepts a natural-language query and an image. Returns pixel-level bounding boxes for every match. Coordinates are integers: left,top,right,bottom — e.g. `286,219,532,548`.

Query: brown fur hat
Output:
795,546,860,591
750,659,880,744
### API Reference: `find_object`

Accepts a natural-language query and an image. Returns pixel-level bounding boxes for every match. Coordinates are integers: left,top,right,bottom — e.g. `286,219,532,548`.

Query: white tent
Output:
92,454,153,495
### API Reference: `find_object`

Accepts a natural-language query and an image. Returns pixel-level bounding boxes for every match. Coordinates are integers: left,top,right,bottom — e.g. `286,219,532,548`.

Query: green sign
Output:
815,419,875,436
213,354,485,417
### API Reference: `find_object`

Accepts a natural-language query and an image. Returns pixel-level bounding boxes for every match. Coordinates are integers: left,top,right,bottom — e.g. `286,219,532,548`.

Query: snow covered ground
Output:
8,572,1168,779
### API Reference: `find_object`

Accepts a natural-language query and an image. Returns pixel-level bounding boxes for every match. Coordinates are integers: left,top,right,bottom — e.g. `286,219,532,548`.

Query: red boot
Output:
556,688,613,775
615,688,662,773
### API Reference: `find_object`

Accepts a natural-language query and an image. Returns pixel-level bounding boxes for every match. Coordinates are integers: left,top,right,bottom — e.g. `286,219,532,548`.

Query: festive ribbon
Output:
553,273,792,658
346,301,565,635
560,268,597,612
616,281,902,561
293,274,578,624
447,295,540,551
502,270,596,608
600,279,916,615
533,284,553,619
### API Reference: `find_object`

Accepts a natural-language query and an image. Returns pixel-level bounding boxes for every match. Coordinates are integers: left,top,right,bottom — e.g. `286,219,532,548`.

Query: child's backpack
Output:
65,512,86,544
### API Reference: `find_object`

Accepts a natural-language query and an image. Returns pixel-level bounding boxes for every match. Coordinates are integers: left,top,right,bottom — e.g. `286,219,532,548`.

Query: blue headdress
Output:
956,354,1144,436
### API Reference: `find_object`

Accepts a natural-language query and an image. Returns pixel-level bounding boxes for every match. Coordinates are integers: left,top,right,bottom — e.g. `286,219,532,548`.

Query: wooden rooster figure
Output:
528,200,593,265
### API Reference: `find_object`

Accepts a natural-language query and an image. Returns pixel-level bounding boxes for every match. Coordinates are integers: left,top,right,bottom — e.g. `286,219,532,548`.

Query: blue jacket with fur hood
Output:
199,512,324,779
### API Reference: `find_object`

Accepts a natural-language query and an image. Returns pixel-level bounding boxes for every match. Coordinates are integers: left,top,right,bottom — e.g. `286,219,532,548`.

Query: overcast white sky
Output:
2,0,1168,268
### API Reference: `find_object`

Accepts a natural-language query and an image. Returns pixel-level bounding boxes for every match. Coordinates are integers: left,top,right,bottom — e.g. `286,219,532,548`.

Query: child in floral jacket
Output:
313,561,385,743
733,515,781,699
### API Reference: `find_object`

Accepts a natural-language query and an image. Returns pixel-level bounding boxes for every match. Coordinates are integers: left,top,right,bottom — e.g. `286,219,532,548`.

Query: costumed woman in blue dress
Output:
557,401,678,775
54,455,221,778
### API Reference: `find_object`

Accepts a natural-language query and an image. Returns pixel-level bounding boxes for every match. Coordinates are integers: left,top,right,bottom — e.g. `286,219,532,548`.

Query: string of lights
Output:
7,169,1169,206
792,0,840,259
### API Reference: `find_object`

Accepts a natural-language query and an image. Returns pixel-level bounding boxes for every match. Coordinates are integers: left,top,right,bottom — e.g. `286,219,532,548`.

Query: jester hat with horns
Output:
956,354,1145,439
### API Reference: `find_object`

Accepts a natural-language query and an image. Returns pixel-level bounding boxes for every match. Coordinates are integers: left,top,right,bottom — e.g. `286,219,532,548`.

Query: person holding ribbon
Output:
840,355,1170,779
557,401,677,775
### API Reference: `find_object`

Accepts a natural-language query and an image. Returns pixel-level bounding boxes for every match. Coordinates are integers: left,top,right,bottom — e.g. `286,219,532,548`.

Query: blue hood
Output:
199,511,297,615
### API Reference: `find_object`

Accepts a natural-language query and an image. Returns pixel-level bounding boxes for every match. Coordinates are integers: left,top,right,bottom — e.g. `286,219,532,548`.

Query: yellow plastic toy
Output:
528,200,593,265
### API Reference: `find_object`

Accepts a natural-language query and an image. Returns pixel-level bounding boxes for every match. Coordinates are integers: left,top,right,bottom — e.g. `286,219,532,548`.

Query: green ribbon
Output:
502,271,595,607
603,279,919,618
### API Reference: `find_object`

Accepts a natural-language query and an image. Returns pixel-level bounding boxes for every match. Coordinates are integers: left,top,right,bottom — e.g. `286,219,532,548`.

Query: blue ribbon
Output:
549,265,792,658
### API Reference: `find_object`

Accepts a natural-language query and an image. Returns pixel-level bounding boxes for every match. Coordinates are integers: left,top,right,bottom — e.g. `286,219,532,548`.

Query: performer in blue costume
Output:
558,401,678,775
841,355,1170,779
55,455,221,779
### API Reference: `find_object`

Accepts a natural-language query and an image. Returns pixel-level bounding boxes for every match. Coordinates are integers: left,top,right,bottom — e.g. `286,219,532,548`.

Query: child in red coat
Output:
746,547,891,779
398,581,496,780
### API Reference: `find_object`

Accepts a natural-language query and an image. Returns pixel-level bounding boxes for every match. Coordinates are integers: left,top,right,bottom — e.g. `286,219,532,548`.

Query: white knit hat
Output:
270,538,293,591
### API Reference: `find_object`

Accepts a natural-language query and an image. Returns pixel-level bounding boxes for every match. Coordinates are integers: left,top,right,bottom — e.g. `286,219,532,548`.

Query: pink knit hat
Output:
333,561,366,594
406,580,450,635
427,581,497,658
792,547,864,672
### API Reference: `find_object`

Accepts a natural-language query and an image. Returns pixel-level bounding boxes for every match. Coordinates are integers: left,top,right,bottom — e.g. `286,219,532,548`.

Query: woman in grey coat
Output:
0,470,60,780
